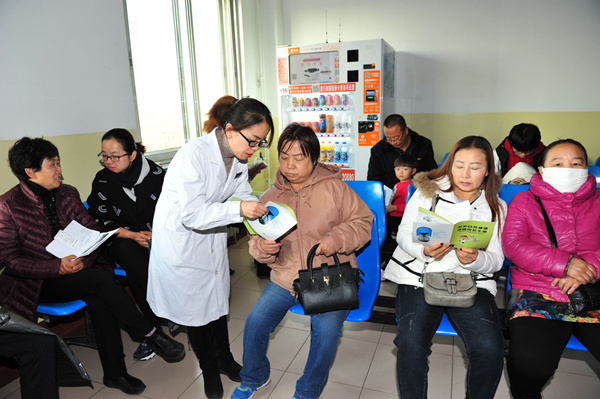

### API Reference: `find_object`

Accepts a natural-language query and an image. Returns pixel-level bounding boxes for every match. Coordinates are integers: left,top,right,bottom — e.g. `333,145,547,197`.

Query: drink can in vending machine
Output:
340,94,347,106
298,97,304,107
311,121,320,133
291,97,298,107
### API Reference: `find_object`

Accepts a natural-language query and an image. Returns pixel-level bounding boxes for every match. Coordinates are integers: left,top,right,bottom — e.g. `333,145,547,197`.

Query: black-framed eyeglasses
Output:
238,130,269,148
98,152,129,162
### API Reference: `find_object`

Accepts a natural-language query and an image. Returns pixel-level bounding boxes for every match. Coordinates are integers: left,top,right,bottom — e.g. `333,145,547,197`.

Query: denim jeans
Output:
394,285,504,399
240,281,348,399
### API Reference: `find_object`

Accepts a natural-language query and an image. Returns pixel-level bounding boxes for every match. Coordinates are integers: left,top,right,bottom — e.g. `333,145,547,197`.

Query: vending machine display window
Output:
288,51,339,85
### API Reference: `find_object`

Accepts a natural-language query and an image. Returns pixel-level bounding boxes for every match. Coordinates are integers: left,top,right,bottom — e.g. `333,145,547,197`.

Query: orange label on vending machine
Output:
363,70,381,114
358,121,380,147
341,169,355,181
277,57,289,85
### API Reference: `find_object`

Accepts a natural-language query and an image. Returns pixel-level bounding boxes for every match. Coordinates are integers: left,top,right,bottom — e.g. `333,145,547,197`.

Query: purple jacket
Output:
502,173,600,302
0,181,107,320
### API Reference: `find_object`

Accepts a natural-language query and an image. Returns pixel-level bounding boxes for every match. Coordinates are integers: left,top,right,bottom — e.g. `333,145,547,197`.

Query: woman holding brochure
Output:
383,136,506,399
232,124,372,399
148,96,273,399
0,137,185,396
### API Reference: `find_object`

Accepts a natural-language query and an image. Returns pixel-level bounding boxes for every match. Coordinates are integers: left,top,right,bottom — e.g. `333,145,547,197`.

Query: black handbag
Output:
292,244,362,315
535,196,600,313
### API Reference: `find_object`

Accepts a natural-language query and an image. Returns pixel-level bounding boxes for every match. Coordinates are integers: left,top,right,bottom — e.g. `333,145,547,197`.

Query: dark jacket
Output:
0,182,106,320
86,158,164,232
367,129,437,189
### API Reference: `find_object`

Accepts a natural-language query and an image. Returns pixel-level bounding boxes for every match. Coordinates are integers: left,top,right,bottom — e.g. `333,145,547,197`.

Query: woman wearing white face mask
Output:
502,139,600,399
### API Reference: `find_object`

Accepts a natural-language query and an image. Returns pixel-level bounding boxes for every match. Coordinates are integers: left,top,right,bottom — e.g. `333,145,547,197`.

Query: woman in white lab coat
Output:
148,96,273,399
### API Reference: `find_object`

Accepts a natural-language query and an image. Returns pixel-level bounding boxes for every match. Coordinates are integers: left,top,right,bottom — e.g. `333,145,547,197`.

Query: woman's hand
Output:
455,247,479,264
59,255,85,275
423,242,454,260
315,235,336,257
552,276,583,295
258,238,280,255
508,177,527,185
134,231,152,248
566,258,597,285
241,201,269,219
385,204,397,214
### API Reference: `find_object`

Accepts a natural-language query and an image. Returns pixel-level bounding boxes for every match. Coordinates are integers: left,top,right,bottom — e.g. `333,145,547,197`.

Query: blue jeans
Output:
240,281,348,399
394,285,504,399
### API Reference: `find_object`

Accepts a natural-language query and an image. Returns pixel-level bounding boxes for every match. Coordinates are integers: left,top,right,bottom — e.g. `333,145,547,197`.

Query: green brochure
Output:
412,207,495,249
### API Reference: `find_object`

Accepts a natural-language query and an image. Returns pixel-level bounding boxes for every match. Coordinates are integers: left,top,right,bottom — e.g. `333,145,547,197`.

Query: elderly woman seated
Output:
0,137,185,396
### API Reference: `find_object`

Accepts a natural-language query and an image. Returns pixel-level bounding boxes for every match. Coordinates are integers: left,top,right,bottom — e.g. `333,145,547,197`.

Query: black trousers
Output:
0,331,58,399
108,238,161,327
39,268,154,379
507,316,600,399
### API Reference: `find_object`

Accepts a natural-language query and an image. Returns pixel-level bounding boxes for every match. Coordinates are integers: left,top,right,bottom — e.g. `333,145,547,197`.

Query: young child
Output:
381,153,417,268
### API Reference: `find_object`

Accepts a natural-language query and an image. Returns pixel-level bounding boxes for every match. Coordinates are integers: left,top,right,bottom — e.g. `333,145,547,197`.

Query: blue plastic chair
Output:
438,152,449,167
346,180,386,250
405,183,416,205
499,183,531,205
290,181,383,322
36,300,97,349
290,215,381,322
595,156,600,167
37,299,86,316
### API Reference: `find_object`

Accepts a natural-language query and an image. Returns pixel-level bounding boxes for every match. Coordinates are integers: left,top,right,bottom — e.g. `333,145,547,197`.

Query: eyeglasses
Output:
238,130,269,148
385,136,403,144
98,152,129,162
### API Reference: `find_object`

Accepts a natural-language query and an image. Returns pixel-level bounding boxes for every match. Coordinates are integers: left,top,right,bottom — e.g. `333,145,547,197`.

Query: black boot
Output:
188,323,224,399
211,315,242,382
146,328,185,363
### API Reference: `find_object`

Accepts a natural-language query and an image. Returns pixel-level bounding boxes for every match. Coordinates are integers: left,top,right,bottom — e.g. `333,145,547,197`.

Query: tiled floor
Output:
2,237,600,398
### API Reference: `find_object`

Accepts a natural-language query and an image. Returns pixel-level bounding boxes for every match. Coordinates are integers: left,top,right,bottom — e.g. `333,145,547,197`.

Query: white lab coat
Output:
148,130,257,326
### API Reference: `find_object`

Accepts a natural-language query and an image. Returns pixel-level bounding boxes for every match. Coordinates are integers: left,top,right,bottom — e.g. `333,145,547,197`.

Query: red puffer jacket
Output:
0,181,107,320
502,173,600,302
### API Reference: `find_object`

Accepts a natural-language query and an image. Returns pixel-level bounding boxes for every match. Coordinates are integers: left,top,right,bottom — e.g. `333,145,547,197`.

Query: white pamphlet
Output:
244,201,297,241
46,220,118,258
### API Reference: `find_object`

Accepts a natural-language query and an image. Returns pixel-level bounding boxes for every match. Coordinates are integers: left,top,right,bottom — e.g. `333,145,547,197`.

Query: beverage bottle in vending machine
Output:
319,114,327,133
326,114,334,133
341,142,348,163
326,141,333,162
319,141,327,162
341,113,348,134
334,113,341,134
333,142,341,162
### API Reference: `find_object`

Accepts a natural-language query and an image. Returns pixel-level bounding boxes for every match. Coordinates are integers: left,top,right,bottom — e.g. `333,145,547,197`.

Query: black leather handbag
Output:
293,244,362,315
536,196,600,313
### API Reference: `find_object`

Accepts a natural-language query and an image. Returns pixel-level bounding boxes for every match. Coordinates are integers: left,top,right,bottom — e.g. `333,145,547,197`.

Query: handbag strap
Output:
534,196,557,248
389,256,492,281
306,243,342,279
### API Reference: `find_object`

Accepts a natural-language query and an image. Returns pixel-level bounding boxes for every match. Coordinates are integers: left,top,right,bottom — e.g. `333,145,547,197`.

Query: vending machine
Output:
276,38,395,181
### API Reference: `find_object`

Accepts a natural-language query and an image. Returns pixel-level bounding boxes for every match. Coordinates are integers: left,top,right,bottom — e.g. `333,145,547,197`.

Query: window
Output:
124,0,227,158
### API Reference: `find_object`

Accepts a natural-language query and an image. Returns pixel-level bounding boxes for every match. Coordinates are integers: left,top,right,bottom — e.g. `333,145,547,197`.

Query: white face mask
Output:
541,167,588,193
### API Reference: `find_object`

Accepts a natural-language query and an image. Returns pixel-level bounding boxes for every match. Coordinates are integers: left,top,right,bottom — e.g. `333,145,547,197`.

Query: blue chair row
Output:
36,300,97,349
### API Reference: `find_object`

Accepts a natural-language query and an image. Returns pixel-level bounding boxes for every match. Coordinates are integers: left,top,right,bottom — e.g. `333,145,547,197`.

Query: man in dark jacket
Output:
367,114,437,189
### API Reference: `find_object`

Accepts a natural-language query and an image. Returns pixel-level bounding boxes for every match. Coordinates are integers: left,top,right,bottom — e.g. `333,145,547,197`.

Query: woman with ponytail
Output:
148,96,274,399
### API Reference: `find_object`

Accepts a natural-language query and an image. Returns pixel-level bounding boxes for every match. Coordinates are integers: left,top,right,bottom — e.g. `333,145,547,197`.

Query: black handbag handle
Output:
534,196,558,248
306,244,342,280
